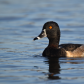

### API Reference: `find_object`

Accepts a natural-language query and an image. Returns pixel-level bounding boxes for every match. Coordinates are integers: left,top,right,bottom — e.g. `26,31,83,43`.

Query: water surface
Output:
0,0,84,84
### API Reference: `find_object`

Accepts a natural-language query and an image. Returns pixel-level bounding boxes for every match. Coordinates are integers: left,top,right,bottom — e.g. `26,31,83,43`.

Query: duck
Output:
33,21,84,57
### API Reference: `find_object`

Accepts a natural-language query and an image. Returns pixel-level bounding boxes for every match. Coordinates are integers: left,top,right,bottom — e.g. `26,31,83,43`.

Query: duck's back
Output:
59,44,84,57
59,44,82,51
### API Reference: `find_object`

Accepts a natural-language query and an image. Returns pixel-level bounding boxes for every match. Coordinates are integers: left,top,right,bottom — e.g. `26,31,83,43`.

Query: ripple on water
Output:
0,0,84,84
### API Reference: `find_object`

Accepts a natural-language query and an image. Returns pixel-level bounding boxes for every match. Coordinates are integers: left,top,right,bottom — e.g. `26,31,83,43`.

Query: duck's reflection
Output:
45,57,61,79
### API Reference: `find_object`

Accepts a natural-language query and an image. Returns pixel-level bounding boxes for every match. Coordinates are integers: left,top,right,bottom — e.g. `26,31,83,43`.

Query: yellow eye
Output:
49,26,52,29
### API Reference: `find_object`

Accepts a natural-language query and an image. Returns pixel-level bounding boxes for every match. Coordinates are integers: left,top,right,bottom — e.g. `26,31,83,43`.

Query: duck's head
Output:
34,21,60,44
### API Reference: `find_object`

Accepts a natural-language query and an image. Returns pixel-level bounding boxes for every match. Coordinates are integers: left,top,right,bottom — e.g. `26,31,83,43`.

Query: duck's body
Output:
34,21,84,57
43,43,84,57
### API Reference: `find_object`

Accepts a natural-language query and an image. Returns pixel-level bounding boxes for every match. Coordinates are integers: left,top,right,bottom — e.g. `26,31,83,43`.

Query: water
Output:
0,0,84,84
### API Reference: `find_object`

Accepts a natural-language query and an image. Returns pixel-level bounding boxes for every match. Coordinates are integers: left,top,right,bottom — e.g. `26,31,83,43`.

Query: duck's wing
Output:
59,44,82,51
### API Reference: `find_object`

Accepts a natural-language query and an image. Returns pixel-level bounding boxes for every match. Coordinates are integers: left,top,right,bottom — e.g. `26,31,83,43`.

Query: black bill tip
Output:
33,37,38,41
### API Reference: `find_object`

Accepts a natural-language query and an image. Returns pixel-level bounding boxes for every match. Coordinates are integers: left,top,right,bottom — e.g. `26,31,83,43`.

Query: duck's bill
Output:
33,29,47,41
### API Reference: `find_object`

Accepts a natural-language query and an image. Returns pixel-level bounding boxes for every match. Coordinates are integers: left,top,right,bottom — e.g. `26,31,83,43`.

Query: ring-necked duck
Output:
34,21,84,57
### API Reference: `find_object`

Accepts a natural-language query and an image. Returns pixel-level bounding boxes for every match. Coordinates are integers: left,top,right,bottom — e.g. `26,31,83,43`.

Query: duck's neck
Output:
48,38,59,48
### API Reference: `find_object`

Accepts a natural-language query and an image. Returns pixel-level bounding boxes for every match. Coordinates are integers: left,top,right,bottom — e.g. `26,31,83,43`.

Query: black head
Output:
43,21,60,39
33,21,60,43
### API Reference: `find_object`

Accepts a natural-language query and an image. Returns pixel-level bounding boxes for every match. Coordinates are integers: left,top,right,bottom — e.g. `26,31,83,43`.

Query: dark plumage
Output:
34,21,84,57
